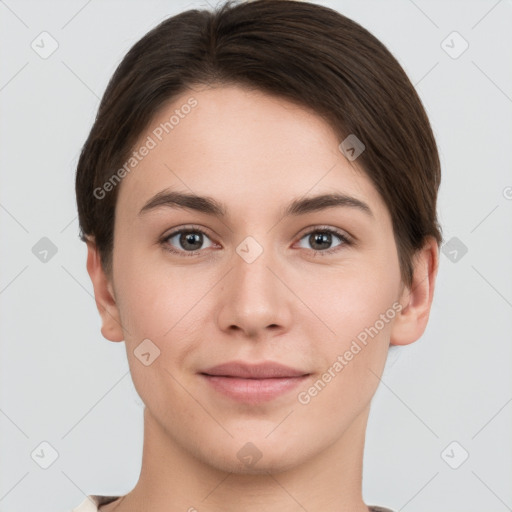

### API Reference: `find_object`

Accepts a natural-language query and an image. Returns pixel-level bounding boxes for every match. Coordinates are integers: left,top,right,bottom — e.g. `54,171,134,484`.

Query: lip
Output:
199,361,311,404
200,360,309,379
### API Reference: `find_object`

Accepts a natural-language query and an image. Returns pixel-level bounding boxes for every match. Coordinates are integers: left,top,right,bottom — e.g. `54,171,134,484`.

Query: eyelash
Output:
160,225,353,258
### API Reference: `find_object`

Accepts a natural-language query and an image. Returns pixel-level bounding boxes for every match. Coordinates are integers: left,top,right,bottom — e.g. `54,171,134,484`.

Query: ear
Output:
390,236,439,346
85,238,124,342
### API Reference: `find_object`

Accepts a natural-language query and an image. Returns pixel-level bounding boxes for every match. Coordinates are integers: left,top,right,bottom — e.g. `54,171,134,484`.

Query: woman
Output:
72,0,441,510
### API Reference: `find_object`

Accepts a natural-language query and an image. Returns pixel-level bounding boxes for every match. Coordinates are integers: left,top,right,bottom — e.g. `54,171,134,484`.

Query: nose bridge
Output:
216,233,291,335
233,233,279,303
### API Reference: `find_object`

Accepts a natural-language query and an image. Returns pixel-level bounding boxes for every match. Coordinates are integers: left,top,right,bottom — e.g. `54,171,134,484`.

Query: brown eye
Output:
162,228,214,256
296,227,352,255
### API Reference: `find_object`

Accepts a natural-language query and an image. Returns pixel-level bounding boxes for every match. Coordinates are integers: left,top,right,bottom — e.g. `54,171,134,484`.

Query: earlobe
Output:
85,239,125,342
390,237,439,346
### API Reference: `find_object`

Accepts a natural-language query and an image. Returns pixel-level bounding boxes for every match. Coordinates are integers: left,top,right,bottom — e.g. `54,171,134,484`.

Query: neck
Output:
103,405,371,512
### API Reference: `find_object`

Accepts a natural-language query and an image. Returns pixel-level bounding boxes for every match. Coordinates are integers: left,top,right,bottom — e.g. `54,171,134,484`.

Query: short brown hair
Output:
75,0,442,288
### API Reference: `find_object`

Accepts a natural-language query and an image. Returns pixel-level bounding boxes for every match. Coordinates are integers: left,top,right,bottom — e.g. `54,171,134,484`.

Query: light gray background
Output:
1,0,511,511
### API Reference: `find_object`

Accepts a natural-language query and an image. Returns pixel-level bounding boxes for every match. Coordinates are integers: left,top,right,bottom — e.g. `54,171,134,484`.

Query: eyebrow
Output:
138,189,373,219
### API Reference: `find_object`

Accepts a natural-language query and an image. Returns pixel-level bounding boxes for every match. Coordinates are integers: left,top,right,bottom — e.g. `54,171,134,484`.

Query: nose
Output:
215,238,293,338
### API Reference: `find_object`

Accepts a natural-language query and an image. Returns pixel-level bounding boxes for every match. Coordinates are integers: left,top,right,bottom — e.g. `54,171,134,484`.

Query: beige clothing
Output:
71,495,119,511
71,494,396,511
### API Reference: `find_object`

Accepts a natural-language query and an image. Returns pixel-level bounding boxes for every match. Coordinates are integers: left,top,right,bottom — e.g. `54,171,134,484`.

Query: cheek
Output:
112,240,195,337
300,256,401,343
296,257,400,400
113,254,210,380
295,283,396,429
117,267,205,422
117,279,203,371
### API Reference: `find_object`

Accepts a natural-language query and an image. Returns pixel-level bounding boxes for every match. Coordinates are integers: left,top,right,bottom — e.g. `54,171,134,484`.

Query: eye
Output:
296,227,352,256
161,226,215,257
160,225,353,258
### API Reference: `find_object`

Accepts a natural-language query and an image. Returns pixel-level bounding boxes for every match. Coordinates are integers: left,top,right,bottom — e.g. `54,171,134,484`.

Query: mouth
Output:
198,361,311,404
200,360,309,379
199,374,311,404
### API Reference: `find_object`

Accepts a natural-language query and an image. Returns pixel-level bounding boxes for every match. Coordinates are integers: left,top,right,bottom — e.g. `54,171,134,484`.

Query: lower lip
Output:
200,374,310,404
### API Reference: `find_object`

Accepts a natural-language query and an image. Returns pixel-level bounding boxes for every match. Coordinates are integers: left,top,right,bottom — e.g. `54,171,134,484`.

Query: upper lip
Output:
200,361,310,379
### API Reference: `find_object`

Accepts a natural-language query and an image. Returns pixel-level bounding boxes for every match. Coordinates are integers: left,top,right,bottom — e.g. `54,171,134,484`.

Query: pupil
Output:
312,232,331,250
182,232,201,250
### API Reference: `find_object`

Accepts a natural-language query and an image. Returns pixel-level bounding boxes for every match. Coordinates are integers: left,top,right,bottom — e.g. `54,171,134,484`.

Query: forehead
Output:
114,84,390,227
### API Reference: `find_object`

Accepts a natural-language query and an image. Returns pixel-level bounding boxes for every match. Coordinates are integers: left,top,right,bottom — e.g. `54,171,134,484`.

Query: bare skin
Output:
86,84,438,512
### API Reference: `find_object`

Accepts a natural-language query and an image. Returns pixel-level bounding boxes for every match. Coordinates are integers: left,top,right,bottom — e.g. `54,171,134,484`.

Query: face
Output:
101,84,411,474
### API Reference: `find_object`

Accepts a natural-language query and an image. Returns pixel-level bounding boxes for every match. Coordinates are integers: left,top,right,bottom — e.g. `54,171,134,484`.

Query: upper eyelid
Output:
164,224,216,241
301,225,351,238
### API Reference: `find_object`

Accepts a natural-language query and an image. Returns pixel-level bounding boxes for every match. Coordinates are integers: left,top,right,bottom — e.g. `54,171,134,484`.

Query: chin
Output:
200,438,309,476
